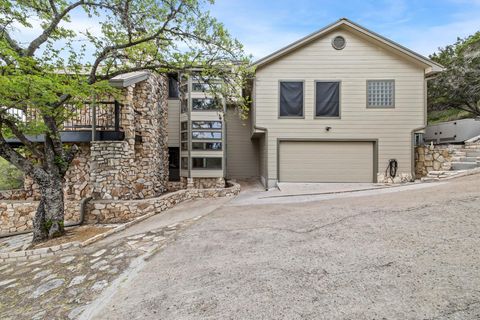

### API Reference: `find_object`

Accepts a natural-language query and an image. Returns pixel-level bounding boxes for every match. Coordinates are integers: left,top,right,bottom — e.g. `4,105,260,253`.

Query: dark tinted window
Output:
181,157,189,170
192,142,222,150
279,81,303,117
192,98,217,111
315,82,340,117
192,157,222,169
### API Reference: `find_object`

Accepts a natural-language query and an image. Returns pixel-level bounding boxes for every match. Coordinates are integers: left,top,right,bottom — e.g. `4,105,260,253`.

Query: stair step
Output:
451,162,479,170
466,151,480,157
454,156,478,162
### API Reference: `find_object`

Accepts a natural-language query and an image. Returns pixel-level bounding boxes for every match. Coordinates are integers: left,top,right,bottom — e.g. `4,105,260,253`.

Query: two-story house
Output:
168,18,443,189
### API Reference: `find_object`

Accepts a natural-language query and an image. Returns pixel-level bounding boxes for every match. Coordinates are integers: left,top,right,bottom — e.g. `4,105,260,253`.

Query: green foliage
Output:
0,0,251,170
0,157,23,190
428,108,472,124
428,31,480,117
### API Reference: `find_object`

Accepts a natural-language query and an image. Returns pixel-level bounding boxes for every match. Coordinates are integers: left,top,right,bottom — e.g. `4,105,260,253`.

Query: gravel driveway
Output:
87,174,480,319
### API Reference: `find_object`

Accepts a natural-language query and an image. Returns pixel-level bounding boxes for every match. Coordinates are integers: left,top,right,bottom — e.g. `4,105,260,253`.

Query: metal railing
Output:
7,101,122,132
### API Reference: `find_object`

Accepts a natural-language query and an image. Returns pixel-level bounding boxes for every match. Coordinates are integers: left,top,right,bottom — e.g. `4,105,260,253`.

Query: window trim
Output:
278,80,305,119
314,80,342,119
366,79,395,109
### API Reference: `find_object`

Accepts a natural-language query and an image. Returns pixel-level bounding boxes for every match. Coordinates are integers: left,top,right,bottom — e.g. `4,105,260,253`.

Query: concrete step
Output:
451,161,479,170
452,156,478,162
466,151,480,157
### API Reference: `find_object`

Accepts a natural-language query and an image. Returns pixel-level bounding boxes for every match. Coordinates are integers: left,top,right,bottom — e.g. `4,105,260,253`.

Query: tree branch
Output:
88,1,184,83
1,117,43,159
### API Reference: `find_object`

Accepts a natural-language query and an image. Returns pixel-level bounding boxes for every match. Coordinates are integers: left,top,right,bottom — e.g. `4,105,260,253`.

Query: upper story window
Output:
192,121,222,129
279,81,303,118
315,81,340,118
180,99,188,113
192,98,219,111
367,80,395,108
168,74,179,99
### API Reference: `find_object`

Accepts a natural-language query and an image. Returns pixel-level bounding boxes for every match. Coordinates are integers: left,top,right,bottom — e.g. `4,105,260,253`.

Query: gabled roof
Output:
253,18,444,75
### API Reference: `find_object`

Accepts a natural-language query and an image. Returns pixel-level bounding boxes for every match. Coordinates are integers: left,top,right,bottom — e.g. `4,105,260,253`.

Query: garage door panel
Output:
279,141,374,183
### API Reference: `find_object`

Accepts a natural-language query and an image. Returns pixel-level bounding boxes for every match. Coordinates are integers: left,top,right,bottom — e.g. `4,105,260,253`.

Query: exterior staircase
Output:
422,136,480,181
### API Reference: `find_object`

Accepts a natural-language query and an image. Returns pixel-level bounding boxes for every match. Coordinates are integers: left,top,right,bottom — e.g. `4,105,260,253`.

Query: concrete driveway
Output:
86,174,480,319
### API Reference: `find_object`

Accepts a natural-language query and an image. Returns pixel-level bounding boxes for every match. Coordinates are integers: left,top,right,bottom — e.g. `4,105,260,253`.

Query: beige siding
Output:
279,141,374,182
255,27,425,187
225,107,259,179
167,99,180,147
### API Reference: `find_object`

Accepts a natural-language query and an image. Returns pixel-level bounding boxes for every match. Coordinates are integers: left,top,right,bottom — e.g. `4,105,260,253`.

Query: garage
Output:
279,141,375,183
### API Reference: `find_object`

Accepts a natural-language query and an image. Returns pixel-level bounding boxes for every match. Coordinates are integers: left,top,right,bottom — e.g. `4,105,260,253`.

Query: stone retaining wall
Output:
415,145,454,177
0,201,80,234
86,181,240,224
0,182,240,234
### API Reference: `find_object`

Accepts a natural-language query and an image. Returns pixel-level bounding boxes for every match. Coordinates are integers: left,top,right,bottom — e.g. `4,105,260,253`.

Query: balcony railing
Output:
8,101,122,132
5,101,124,144
63,101,121,132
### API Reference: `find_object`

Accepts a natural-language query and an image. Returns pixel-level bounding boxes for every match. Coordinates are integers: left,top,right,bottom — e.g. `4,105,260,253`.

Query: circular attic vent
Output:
332,36,346,50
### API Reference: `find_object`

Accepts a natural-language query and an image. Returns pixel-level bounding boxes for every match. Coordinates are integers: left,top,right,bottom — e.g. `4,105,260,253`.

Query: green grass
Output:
0,157,23,190
427,108,473,124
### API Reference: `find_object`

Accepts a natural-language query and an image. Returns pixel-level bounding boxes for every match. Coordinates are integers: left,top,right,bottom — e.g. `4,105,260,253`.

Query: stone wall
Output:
0,201,81,234
415,145,454,177
89,72,169,200
181,177,225,189
90,141,134,200
86,181,240,224
23,144,92,201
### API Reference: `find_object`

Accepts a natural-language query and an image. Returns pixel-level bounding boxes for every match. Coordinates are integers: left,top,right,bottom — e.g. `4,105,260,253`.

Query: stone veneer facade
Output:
415,145,454,177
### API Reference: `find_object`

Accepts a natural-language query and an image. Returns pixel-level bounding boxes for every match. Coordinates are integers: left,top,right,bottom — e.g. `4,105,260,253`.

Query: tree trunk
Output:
32,174,65,242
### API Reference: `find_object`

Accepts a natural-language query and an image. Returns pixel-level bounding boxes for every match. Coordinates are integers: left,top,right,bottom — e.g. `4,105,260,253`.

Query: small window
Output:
192,82,210,92
181,132,188,141
192,157,222,169
192,98,218,111
367,80,395,108
180,99,188,113
279,81,303,117
181,157,189,170
168,74,179,98
315,81,340,118
192,131,222,140
181,121,188,131
192,142,222,150
181,142,188,151
192,121,222,129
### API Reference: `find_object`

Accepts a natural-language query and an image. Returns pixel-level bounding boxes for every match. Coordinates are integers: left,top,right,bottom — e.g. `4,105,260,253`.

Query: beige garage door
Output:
279,141,374,183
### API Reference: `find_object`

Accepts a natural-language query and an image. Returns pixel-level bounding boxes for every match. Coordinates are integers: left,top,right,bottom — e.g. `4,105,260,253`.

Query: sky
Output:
208,0,480,59
11,0,480,61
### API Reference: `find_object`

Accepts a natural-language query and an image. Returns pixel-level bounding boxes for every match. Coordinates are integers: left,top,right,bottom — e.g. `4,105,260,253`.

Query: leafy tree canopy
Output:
428,31,480,118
